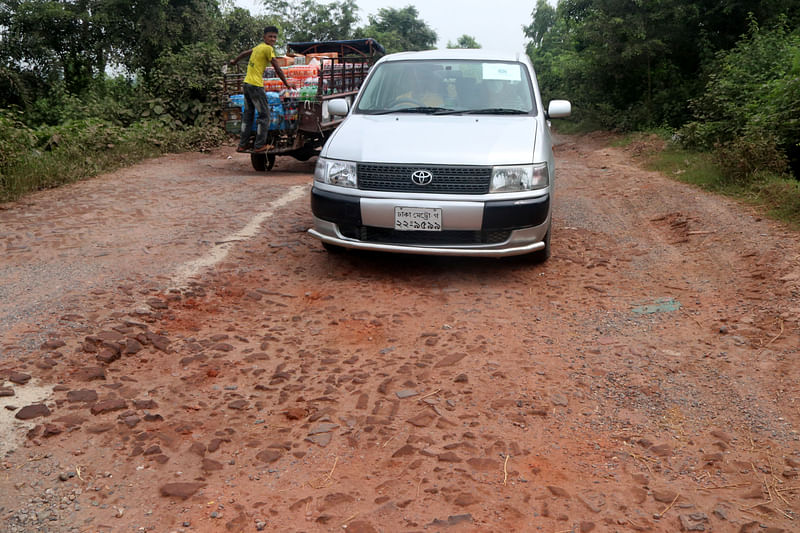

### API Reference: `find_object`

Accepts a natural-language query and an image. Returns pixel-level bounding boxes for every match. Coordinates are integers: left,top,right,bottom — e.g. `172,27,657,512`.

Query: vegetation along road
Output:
1,133,799,532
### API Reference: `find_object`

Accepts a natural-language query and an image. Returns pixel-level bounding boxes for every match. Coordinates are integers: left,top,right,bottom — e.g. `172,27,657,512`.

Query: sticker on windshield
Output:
482,63,521,81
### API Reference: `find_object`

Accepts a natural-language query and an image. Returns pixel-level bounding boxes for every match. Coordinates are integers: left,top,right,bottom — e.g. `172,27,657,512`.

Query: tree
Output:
524,0,555,50
447,35,481,49
681,20,800,171
355,6,437,53
525,0,800,130
101,0,223,76
2,0,110,95
270,0,359,43
216,7,279,57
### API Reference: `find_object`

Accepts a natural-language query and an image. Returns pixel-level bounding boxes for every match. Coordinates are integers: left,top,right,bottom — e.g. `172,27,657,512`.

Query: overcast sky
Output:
233,0,538,53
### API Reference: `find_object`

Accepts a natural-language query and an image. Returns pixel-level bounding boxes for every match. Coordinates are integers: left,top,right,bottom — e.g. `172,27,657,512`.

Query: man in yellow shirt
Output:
230,26,294,153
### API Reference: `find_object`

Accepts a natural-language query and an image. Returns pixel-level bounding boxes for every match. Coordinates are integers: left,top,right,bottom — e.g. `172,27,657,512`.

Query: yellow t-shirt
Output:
244,43,275,87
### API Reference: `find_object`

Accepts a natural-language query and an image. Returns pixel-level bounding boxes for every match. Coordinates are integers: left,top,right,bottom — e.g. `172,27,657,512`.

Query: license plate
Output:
394,207,442,231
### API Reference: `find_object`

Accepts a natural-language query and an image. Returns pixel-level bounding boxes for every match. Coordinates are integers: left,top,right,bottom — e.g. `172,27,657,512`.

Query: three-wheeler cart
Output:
223,38,384,171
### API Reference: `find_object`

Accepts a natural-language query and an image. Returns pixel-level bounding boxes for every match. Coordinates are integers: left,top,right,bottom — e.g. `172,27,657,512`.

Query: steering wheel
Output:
389,97,423,109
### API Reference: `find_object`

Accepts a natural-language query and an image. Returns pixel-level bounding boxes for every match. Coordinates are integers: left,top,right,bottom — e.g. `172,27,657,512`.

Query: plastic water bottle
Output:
300,85,318,102
269,103,283,130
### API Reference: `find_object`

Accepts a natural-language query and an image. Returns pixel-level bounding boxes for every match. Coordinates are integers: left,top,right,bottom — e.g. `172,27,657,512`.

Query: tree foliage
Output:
355,6,437,54
448,35,481,49
104,0,223,75
680,19,800,179
271,0,359,43
2,0,110,95
1,0,439,117
524,0,555,50
528,0,800,130
150,42,228,127
1,0,230,106
525,0,800,178
216,7,279,56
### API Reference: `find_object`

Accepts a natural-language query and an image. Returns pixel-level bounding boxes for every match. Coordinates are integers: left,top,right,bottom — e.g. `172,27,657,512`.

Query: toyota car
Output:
308,49,570,261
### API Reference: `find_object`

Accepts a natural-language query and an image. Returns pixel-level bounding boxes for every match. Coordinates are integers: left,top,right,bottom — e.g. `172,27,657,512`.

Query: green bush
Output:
60,78,158,127
0,65,28,109
679,20,800,178
752,177,800,226
19,75,177,129
0,109,36,173
149,42,227,127
713,134,790,184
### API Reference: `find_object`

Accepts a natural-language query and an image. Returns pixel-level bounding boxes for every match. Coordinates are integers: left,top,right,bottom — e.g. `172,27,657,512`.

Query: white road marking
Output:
172,185,307,287
0,380,52,456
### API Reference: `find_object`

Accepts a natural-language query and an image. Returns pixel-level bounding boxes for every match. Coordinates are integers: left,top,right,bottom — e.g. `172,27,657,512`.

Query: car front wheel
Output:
529,227,551,263
322,242,346,254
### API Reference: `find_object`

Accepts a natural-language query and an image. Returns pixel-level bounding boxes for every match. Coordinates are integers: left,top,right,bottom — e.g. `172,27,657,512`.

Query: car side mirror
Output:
547,100,571,119
328,98,349,116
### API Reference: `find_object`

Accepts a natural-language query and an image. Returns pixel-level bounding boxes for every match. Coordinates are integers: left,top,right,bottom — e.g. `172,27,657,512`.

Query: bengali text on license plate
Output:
394,207,442,231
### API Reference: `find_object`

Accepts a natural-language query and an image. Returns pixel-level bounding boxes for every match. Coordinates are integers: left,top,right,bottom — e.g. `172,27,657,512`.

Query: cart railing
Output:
222,39,384,150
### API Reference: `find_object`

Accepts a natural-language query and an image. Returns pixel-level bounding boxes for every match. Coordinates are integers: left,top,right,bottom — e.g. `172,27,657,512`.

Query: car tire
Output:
322,242,345,254
290,147,319,161
529,227,551,263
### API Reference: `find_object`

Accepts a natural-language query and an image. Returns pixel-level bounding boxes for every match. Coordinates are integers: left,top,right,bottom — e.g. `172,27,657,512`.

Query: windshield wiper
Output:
370,106,453,115
364,107,527,115
462,108,529,115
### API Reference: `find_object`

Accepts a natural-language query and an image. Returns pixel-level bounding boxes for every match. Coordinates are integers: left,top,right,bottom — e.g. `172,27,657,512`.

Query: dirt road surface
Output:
1,134,799,533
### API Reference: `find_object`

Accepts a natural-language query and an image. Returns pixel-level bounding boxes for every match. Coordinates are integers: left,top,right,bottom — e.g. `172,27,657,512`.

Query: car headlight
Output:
490,163,548,192
314,157,358,188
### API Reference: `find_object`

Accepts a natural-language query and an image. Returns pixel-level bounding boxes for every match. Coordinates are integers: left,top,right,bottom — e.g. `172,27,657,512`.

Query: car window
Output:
356,60,536,114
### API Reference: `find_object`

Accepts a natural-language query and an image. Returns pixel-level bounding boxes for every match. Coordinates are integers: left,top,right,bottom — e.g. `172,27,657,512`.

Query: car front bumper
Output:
308,187,551,257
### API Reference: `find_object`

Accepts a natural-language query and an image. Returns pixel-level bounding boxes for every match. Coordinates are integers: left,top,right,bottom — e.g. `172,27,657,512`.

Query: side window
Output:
356,67,386,110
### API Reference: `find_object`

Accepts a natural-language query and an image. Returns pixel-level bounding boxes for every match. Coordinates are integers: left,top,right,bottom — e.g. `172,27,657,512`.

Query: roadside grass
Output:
646,143,722,189
0,122,225,203
747,177,800,227
551,117,603,135
1,142,163,202
617,132,800,229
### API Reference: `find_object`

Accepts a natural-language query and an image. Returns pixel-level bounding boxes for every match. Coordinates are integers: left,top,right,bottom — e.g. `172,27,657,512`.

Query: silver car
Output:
308,49,570,261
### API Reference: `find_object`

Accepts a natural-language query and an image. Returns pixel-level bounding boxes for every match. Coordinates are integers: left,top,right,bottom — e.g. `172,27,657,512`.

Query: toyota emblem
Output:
411,170,433,186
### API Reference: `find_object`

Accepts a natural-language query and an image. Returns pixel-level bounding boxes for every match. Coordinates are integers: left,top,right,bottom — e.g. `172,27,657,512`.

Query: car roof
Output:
379,48,528,64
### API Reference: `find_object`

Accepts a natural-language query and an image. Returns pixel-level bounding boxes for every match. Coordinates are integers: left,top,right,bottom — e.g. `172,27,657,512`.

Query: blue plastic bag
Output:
234,91,286,131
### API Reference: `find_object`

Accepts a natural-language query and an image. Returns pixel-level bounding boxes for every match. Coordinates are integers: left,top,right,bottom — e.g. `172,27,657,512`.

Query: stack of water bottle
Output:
279,89,299,130
228,90,299,132
298,78,320,102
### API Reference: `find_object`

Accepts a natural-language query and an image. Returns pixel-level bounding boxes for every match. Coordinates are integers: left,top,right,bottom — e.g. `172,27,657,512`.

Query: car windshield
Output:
356,59,536,115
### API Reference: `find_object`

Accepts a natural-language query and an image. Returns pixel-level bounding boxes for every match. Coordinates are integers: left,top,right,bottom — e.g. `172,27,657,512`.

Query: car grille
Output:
339,225,510,245
357,163,491,194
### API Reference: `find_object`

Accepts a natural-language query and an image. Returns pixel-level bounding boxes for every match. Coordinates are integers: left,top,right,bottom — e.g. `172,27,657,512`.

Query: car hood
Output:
322,114,538,166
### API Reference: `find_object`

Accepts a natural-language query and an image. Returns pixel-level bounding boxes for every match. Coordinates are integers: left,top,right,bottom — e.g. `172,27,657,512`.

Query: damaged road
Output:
1,134,799,532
